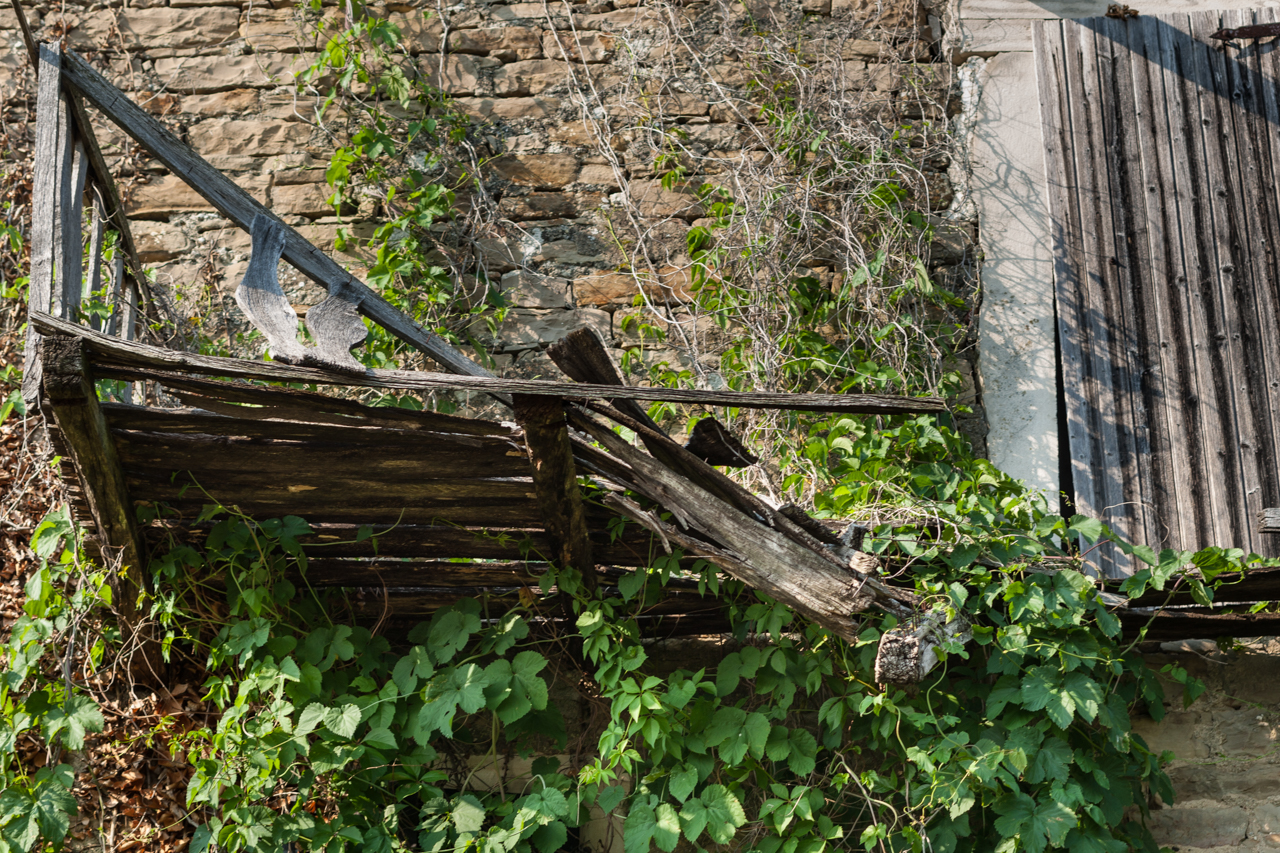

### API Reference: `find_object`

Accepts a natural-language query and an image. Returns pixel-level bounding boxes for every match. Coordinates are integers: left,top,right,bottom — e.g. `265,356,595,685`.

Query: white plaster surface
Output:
970,51,1060,508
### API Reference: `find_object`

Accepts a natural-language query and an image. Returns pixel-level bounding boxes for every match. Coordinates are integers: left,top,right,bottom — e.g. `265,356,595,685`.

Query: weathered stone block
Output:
478,307,612,351
498,192,578,220
498,270,572,308
542,31,614,63
67,7,239,52
126,175,269,220
449,26,543,60
423,54,489,96
272,182,334,218
492,59,571,96
388,10,443,53
1132,711,1207,760
153,55,306,93
580,7,665,31
1147,807,1248,849
455,96,560,120
627,180,704,219
475,237,528,274
1217,765,1280,798
189,119,312,157
240,8,311,52
132,221,192,263
534,239,603,264
181,89,259,116
802,0,832,13
1215,711,1278,756
575,271,637,306
490,154,580,189
830,0,924,29
576,164,621,189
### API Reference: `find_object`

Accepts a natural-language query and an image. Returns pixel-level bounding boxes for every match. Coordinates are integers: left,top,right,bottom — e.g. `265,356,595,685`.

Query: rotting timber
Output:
18,29,1280,687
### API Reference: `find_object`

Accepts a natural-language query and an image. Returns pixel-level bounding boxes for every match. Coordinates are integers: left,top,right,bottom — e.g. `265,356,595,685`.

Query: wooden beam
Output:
56,47,492,380
32,311,947,415
569,411,919,640
512,395,597,591
39,336,146,625
23,44,73,407
547,327,666,433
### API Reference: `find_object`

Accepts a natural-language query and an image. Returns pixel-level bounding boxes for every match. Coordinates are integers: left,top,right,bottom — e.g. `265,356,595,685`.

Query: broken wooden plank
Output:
39,336,146,624
33,311,946,415
135,372,513,436
60,138,87,321
305,278,368,372
873,612,972,684
684,416,758,467
547,326,665,433
57,48,491,380
235,214,310,365
570,412,919,640
23,44,72,406
512,394,597,591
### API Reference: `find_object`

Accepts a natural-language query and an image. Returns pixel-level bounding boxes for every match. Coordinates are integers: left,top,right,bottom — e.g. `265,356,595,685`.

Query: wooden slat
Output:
1221,8,1280,545
85,186,106,331
34,310,945,415
23,44,71,405
1034,22,1098,538
1126,15,1193,551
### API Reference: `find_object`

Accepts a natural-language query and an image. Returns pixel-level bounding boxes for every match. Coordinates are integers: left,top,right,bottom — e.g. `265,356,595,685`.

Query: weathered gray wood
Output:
236,215,310,364
1218,8,1280,549
34,310,945,415
138,373,513,436
1034,23,1097,538
1186,11,1255,549
684,416,758,467
24,46,78,406
85,187,106,331
1260,507,1280,533
512,395,597,590
305,278,367,372
58,48,492,380
1125,15,1192,551
873,612,972,684
569,410,919,640
1160,14,1239,549
546,326,664,433
39,336,145,625
60,138,88,321
1118,609,1280,642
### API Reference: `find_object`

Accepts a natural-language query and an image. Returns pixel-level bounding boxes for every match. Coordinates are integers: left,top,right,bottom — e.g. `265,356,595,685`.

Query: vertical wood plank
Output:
511,395,597,592
1211,8,1280,554
1063,21,1129,573
85,186,106,332
1180,12,1251,548
40,336,145,627
1125,15,1195,551
1153,15,1235,550
22,43,70,406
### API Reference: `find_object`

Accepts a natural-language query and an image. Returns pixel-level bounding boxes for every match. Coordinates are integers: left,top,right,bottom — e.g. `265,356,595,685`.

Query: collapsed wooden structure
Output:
17,20,1280,671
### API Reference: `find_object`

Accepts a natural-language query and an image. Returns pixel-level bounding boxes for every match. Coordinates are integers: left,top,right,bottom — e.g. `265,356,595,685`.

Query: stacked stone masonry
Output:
0,0,978,415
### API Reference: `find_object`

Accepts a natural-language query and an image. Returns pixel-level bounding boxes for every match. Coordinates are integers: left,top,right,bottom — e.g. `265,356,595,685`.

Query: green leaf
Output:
44,695,104,750
992,793,1075,853
766,726,792,762
1020,666,1075,728
531,821,567,853
365,727,397,750
786,728,818,776
1063,672,1103,723
653,804,680,852
689,785,746,845
295,703,327,736
324,703,361,738
453,794,486,834
32,765,77,847
597,785,626,814
1026,736,1073,784
669,765,698,803
624,803,657,853
429,605,482,663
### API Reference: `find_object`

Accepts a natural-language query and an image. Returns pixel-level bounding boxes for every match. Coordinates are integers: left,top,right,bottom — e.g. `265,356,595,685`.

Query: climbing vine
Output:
2,435,1268,853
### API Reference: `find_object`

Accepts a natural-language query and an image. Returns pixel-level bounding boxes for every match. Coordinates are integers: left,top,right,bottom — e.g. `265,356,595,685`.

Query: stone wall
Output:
1136,641,1280,851
0,0,983,451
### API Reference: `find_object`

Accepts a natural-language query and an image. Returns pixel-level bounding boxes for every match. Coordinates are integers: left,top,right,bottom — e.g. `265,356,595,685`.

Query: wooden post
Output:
40,336,146,625
23,44,76,407
512,394,598,592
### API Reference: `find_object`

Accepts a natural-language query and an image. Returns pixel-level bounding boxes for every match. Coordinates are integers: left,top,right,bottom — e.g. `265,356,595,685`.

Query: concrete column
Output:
971,51,1060,510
